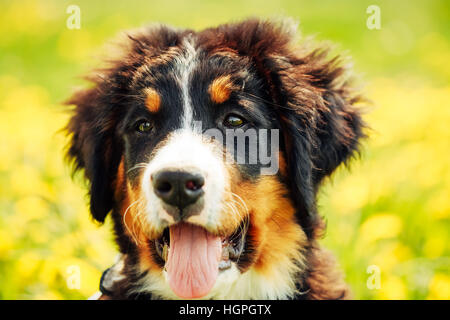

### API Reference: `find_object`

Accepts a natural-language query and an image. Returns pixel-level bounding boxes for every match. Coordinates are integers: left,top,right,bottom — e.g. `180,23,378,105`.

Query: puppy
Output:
66,18,365,300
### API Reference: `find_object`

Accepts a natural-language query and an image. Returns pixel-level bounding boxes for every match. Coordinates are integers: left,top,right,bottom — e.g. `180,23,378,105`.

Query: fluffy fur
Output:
66,18,365,300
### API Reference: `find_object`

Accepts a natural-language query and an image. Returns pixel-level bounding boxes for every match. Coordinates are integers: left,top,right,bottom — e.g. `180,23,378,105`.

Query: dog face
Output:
66,19,364,299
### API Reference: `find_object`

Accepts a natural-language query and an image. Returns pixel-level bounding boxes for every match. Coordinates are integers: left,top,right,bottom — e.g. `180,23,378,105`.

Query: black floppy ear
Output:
277,51,365,236
312,88,365,185
66,88,122,223
280,50,366,236
294,49,365,186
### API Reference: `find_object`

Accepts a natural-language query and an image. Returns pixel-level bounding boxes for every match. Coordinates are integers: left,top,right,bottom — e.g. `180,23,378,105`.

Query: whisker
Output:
131,197,148,246
228,199,246,234
225,197,248,251
127,163,148,175
231,192,249,215
230,193,250,236
123,199,143,245
224,203,242,242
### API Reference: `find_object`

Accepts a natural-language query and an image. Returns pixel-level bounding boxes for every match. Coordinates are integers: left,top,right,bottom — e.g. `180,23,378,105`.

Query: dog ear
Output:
66,87,122,223
279,49,365,237
281,52,365,236
312,82,365,185
284,48,366,186
279,48,366,233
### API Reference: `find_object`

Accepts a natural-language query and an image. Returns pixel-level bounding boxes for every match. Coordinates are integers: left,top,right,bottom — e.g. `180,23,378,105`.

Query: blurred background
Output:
0,0,449,299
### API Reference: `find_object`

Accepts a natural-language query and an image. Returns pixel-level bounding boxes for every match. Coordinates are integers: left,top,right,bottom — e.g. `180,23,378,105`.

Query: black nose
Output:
152,170,205,210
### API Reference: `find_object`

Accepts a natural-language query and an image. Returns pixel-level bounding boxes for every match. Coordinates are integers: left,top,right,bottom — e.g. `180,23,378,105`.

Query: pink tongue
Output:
166,223,222,299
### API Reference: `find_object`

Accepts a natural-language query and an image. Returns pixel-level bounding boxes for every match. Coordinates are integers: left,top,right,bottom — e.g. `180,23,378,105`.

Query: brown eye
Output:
136,120,152,133
224,114,245,128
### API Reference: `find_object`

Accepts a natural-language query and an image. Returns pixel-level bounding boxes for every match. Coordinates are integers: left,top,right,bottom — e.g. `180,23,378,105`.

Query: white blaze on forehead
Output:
174,37,199,130
144,129,223,176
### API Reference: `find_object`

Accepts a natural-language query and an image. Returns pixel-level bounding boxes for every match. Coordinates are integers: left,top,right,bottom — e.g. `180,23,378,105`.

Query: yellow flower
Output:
16,251,43,281
0,230,14,256
9,164,47,198
370,242,412,271
427,190,450,220
427,274,450,299
423,237,446,259
330,174,369,215
360,214,403,243
377,276,407,300
15,196,49,221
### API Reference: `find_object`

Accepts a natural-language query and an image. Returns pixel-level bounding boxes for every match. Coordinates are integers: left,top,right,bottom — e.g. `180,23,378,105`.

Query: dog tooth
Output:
221,245,230,261
162,243,169,261
218,260,231,270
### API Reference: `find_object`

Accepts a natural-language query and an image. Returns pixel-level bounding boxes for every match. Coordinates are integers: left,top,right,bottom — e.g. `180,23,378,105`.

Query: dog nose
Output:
152,170,205,210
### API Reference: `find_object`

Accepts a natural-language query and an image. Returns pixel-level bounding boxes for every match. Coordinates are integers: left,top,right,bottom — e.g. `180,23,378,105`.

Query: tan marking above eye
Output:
208,75,236,104
144,87,161,113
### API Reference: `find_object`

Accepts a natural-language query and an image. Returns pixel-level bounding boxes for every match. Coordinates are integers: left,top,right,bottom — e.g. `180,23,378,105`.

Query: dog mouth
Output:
154,221,247,269
153,221,247,299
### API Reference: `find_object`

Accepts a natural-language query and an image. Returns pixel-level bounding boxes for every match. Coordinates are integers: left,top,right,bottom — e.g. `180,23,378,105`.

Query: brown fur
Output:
65,18,366,300
306,241,351,299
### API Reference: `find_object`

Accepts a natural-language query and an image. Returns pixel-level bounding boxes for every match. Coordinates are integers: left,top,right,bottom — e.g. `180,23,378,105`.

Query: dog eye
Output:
135,120,152,133
224,114,246,128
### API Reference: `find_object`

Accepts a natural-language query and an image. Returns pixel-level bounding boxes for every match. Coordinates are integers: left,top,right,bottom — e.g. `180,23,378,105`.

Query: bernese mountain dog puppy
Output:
66,18,365,300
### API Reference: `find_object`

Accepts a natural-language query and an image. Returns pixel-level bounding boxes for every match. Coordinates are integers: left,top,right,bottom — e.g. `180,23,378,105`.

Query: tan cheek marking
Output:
208,75,235,104
216,163,245,236
115,160,147,245
115,160,162,272
144,88,161,113
128,183,164,272
233,176,307,275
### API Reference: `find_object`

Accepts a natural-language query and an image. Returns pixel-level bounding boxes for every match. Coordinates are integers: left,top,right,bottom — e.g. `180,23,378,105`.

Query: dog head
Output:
66,19,364,299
